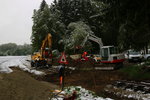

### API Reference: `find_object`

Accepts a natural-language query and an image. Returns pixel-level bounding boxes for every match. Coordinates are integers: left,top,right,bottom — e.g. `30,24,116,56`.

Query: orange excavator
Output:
31,33,52,68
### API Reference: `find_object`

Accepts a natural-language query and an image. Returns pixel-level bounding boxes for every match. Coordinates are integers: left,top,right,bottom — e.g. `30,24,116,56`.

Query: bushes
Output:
0,43,32,56
120,62,150,80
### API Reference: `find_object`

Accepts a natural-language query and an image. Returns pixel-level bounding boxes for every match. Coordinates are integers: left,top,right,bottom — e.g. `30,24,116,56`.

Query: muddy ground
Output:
0,68,58,100
0,67,135,100
34,60,137,100
0,59,142,100
40,69,135,100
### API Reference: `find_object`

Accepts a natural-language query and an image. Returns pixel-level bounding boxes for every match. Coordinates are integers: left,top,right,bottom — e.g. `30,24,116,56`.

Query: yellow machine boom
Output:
31,33,52,68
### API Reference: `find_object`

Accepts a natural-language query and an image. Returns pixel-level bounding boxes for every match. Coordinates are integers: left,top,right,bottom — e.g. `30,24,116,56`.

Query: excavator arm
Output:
81,33,103,53
31,33,53,68
40,33,52,57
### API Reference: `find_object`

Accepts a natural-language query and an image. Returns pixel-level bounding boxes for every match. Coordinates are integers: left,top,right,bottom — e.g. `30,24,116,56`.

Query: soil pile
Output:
0,68,58,100
52,56,95,68
66,57,95,68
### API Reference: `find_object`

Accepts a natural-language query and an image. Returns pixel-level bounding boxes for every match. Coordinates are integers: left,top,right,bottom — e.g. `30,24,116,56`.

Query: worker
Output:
81,51,88,61
58,64,65,89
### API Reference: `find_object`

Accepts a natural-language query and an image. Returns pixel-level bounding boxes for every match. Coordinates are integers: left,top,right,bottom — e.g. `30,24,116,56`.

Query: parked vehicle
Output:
126,49,143,62
143,49,150,60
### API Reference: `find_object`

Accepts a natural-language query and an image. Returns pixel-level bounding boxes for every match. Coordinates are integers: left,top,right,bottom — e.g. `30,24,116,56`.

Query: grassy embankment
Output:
120,61,150,80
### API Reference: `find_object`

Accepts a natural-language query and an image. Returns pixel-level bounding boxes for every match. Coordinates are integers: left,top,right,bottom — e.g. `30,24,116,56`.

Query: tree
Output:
31,0,50,52
97,0,150,52
50,0,107,52
63,21,93,54
32,0,149,53
0,43,32,56
31,0,67,52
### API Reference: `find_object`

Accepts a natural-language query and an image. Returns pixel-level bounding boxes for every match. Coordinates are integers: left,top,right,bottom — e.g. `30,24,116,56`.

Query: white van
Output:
125,49,143,62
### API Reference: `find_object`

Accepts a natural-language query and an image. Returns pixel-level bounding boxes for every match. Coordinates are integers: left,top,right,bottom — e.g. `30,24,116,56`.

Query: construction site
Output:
1,0,150,100
0,48,150,100
0,28,150,100
0,18,150,100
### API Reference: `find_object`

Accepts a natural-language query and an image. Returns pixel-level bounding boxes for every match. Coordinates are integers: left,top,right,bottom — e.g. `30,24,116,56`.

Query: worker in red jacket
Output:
81,51,89,61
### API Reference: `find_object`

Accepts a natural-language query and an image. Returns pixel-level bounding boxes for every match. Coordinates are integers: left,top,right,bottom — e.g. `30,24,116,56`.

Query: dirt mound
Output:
66,57,95,68
52,56,95,68
0,68,58,100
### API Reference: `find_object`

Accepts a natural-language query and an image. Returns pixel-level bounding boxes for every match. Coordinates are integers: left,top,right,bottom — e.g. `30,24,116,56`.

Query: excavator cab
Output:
100,46,124,64
43,48,52,58
101,46,118,61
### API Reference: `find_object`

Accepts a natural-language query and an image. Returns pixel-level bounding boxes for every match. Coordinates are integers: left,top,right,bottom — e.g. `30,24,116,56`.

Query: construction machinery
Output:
31,33,52,68
81,33,125,69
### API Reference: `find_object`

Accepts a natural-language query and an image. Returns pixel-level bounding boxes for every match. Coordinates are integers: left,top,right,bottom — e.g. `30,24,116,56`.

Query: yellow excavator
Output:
31,33,52,68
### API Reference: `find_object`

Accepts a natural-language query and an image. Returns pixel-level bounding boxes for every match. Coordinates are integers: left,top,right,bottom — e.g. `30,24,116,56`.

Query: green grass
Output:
120,62,150,80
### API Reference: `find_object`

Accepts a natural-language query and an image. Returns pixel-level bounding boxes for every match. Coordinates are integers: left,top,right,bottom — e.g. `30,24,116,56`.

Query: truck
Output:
31,33,52,68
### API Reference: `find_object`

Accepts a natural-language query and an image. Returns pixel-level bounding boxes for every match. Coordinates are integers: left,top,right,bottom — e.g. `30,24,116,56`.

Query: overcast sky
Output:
0,0,53,45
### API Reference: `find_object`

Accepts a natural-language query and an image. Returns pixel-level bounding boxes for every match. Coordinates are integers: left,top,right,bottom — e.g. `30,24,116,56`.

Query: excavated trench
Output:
31,59,135,100
31,59,150,100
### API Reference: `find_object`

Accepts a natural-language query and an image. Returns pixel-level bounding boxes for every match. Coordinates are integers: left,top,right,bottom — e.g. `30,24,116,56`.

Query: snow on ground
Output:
51,86,113,100
105,85,150,100
0,56,44,75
